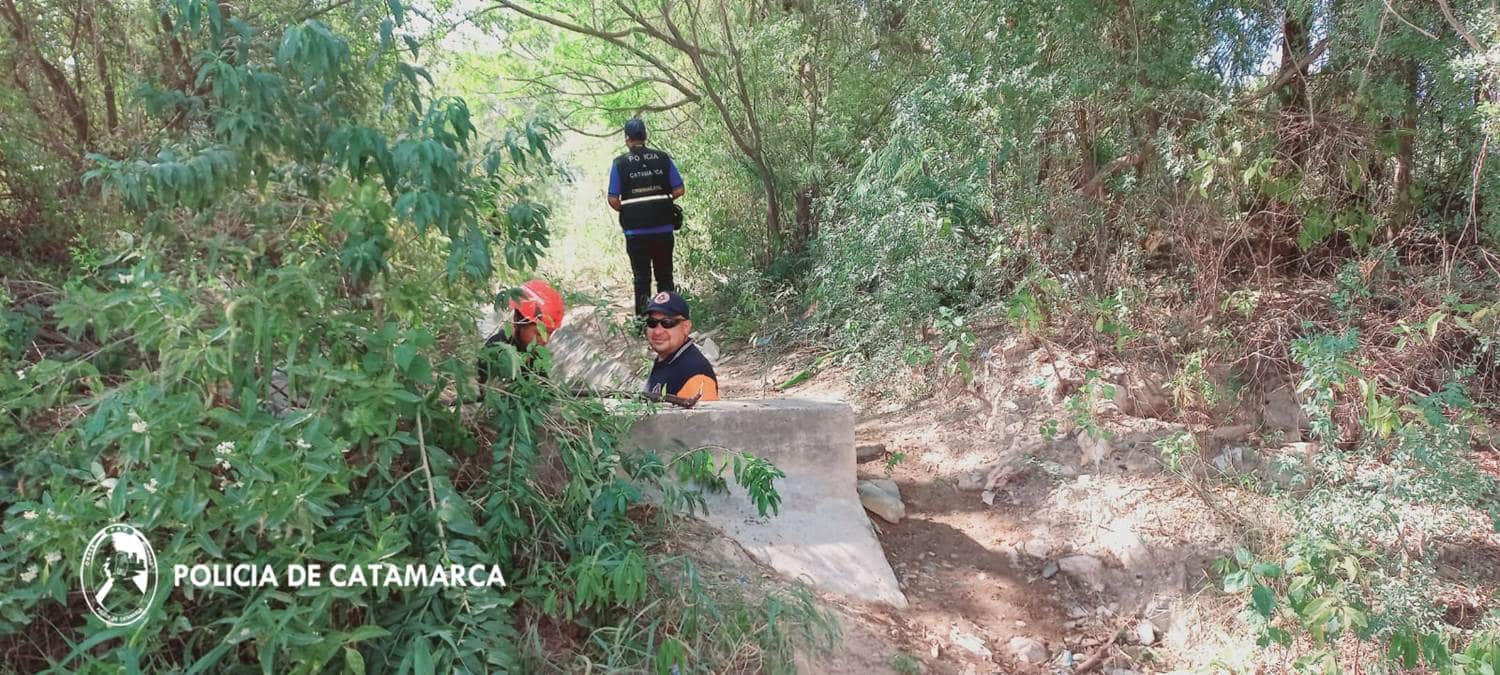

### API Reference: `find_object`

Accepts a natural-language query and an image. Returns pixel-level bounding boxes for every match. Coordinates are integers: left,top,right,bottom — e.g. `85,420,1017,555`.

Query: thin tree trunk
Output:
1392,61,1418,230
86,5,119,136
1075,107,1098,192
0,0,92,149
1275,10,1312,170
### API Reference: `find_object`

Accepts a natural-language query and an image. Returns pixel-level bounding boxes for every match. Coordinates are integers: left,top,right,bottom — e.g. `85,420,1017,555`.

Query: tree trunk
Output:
793,182,820,247
0,0,92,149
760,163,781,256
86,5,119,136
1074,107,1098,192
1275,10,1312,170
1392,60,1418,231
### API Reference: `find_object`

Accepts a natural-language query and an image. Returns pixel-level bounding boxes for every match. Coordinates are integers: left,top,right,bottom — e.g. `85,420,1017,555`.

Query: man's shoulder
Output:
677,341,716,377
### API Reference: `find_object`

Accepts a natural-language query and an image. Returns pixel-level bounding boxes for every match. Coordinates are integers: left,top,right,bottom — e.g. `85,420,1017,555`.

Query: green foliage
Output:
1168,349,1220,411
1213,330,1500,672
0,4,809,672
671,448,787,518
1154,429,1198,473
890,651,925,675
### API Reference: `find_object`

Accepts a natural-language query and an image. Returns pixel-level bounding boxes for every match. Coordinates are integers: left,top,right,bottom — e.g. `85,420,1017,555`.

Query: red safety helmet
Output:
509,279,565,331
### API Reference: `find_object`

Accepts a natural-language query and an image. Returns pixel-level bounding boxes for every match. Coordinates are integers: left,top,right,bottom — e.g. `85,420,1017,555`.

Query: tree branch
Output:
1238,36,1332,105
1436,0,1484,53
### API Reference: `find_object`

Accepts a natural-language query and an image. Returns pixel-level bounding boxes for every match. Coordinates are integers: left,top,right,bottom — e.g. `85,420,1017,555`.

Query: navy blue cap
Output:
643,291,689,318
623,118,647,140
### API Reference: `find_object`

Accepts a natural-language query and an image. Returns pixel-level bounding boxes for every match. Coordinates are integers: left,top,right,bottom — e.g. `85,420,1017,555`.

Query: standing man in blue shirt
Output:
607,118,686,316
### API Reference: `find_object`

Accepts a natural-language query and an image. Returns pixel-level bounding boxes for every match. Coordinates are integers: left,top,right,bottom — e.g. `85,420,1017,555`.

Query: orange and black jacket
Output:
645,339,718,401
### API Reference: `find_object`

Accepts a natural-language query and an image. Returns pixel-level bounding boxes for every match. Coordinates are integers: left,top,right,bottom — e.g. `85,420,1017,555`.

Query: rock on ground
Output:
1007,636,1048,664
1057,554,1108,592
858,479,906,523
856,443,887,463
948,626,992,659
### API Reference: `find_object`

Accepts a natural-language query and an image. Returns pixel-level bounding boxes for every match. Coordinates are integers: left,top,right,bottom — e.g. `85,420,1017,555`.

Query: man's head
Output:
511,309,541,348
642,291,692,358
623,118,647,146
507,279,565,348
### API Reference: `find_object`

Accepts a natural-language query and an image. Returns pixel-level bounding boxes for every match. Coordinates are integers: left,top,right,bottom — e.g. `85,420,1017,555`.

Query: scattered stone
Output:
1007,636,1048,664
1066,603,1090,619
1022,536,1055,559
956,470,986,491
695,335,721,362
1041,560,1059,579
855,443,887,463
948,627,992,659
857,479,905,523
997,334,1037,361
1132,620,1159,645
1210,424,1253,443
1058,555,1108,591
1097,523,1154,572
1260,383,1309,441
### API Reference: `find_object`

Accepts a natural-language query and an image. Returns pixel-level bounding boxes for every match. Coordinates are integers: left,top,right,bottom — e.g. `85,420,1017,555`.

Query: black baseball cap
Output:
643,291,689,318
623,118,647,140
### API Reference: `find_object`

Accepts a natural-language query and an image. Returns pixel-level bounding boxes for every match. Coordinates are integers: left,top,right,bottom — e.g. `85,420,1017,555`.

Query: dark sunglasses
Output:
644,316,685,329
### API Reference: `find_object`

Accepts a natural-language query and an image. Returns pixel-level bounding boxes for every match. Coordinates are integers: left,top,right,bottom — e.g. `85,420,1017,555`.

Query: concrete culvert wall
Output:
629,399,908,608
483,303,904,606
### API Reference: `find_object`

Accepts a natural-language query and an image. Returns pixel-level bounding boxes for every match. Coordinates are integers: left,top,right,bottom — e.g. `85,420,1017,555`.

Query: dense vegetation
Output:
2,0,1499,671
0,1,815,671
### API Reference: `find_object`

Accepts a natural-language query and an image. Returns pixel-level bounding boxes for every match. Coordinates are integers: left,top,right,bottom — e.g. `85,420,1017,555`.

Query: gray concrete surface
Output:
478,304,906,606
629,399,908,608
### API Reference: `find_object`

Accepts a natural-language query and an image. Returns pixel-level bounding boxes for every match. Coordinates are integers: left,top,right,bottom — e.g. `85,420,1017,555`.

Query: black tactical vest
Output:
612,147,676,231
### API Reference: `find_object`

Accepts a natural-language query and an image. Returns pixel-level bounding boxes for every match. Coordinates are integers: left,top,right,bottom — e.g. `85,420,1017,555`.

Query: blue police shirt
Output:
608,159,684,236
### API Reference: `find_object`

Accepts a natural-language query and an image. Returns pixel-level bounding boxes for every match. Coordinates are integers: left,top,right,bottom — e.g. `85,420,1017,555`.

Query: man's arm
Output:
607,162,622,211
676,374,718,401
668,160,684,199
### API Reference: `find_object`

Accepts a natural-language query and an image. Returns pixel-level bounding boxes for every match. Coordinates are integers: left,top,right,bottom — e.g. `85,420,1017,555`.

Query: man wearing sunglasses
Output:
642,291,718,402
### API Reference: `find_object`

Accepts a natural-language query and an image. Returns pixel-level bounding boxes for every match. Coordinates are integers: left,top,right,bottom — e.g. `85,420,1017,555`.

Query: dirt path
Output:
714,341,1254,674
547,294,1252,672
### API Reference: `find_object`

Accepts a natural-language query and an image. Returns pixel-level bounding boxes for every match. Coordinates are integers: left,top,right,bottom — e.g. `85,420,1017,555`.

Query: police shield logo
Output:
80,524,159,626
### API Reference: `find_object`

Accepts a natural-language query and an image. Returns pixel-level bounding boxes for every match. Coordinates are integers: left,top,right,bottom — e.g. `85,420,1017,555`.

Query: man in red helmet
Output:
478,279,565,385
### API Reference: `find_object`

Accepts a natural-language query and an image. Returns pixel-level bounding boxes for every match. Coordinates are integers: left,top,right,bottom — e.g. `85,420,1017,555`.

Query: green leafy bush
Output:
0,4,813,672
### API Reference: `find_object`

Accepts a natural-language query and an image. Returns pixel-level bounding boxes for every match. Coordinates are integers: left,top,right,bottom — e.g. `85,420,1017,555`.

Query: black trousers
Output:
626,233,674,315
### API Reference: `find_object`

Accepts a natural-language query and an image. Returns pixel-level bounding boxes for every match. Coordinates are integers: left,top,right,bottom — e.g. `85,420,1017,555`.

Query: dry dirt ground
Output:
575,293,1497,674
711,337,1289,675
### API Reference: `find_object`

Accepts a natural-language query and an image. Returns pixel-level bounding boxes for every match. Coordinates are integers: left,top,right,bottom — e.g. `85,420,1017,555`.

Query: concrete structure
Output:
479,302,906,606
629,399,907,607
